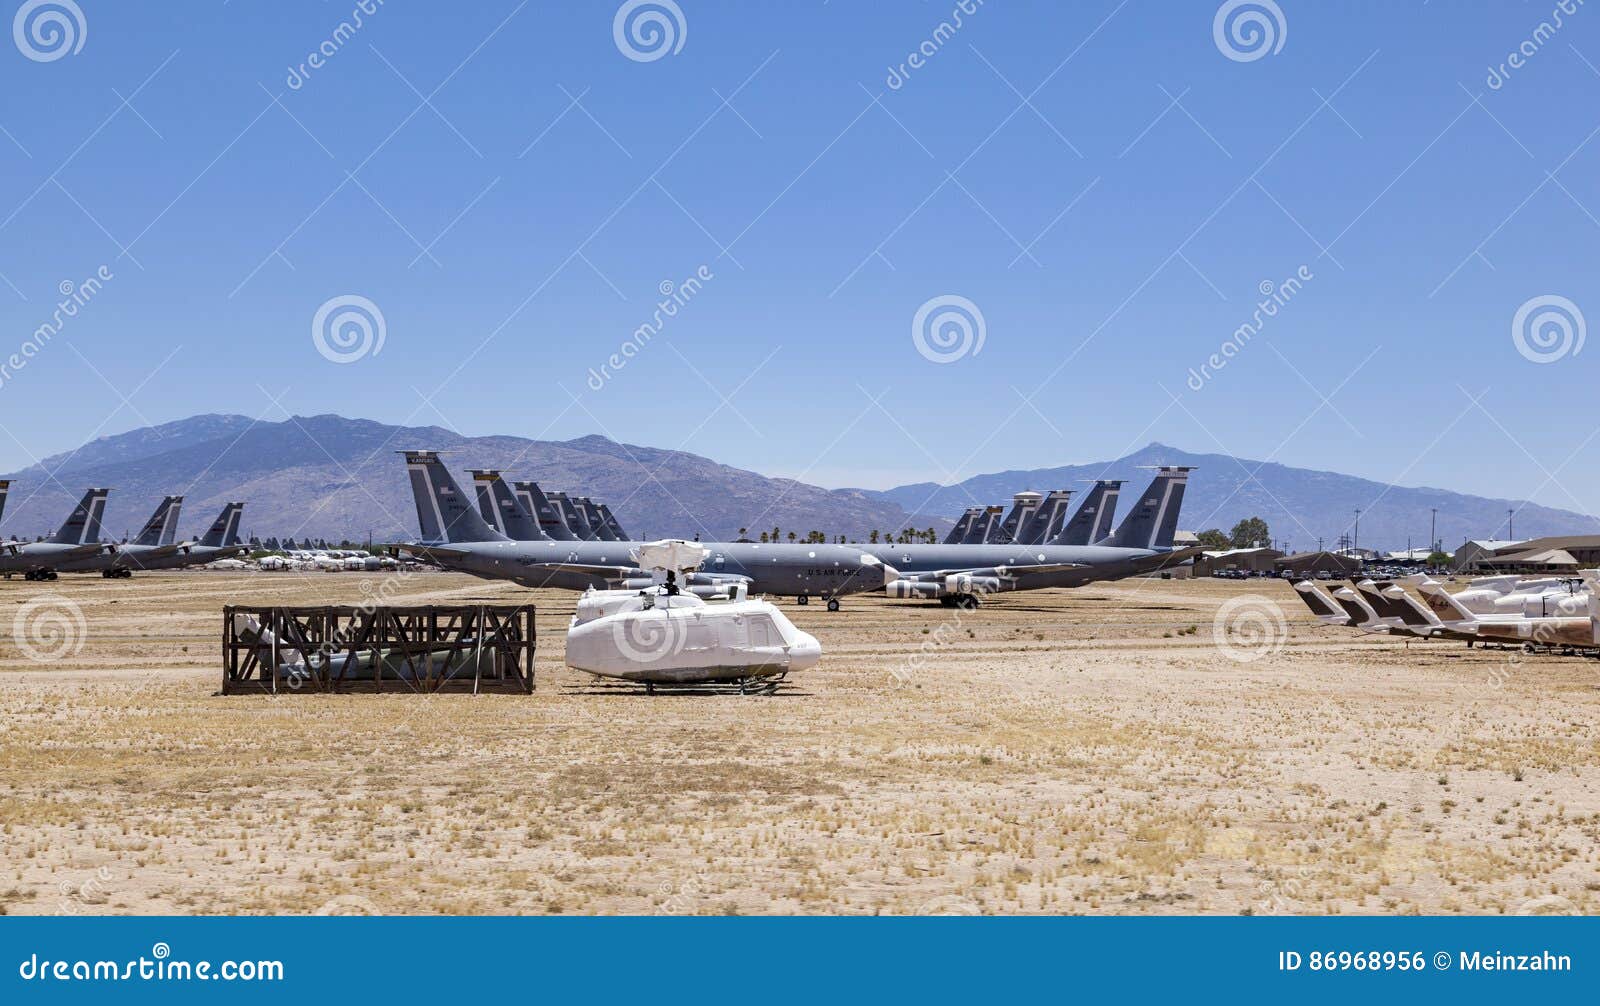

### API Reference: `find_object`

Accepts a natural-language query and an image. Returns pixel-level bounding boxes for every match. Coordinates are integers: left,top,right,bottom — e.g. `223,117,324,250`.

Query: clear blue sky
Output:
1,1,1596,512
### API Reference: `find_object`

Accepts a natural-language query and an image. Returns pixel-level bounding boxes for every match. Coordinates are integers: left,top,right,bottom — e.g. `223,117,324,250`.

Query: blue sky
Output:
1,1,1596,512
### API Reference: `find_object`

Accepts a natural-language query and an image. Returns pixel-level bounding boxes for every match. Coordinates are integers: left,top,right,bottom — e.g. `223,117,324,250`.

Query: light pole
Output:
1430,508,1437,554
1353,509,1361,553
1507,508,1515,540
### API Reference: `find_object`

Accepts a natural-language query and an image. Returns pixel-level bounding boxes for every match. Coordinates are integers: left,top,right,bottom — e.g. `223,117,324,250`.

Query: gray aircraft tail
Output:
1098,468,1191,550
50,488,110,545
135,495,183,546
994,493,1041,544
401,451,507,544
556,493,594,540
471,470,543,541
1055,480,1122,546
593,502,629,541
199,502,245,547
577,498,614,541
944,508,983,544
965,505,1004,543
0,479,9,529
512,481,578,541
1020,490,1072,545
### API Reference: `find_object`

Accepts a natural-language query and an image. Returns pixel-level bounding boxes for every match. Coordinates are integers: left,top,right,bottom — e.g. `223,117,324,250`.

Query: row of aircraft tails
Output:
1292,572,1600,650
0,481,246,580
396,450,1200,609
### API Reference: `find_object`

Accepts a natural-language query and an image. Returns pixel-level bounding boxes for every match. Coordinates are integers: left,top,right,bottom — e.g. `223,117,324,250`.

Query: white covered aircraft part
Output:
565,595,821,684
631,539,710,573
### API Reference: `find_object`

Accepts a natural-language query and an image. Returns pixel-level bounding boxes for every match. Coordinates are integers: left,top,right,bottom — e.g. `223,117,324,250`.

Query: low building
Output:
1274,551,1362,577
1453,536,1600,573
1194,547,1285,576
1453,539,1523,571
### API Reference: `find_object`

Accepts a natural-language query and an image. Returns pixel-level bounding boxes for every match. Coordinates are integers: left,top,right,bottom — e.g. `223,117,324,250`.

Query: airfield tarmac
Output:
1,571,1597,916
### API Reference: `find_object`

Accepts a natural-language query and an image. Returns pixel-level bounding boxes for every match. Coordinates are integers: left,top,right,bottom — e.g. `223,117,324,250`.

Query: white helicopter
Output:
564,540,822,693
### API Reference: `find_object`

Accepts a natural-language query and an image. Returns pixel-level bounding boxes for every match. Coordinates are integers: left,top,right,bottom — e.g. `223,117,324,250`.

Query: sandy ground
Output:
1,570,1597,916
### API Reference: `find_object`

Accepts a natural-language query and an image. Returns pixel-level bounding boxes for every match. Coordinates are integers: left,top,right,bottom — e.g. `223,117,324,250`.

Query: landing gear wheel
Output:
826,597,840,612
955,593,980,611
796,594,809,606
101,570,112,578
45,571,57,581
939,596,957,608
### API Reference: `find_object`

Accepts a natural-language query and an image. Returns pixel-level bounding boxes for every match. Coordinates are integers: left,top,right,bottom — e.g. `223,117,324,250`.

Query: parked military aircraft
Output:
879,468,1198,607
0,488,116,580
121,502,248,571
394,452,895,609
53,495,185,577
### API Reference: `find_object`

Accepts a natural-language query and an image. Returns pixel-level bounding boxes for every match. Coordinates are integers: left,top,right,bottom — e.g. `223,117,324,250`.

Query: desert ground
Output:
1,569,1597,916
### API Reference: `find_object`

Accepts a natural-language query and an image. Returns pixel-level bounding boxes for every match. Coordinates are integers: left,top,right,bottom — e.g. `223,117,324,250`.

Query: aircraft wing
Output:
389,541,476,561
904,562,1089,580
518,561,645,579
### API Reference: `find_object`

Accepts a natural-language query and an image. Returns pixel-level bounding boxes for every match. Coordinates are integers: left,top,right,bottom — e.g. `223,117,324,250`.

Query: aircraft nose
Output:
788,630,822,671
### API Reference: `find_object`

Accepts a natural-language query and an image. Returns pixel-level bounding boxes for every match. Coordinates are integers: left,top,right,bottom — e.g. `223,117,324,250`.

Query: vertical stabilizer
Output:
135,496,183,546
513,481,577,541
400,451,506,543
50,488,110,545
471,470,542,540
1100,468,1191,550
1057,480,1122,546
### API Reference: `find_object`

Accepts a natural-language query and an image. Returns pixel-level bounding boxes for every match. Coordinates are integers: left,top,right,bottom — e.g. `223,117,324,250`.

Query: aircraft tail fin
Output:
49,488,110,545
135,496,183,546
558,494,594,540
1056,480,1122,546
1099,468,1191,550
1292,580,1349,624
471,470,542,540
1414,577,1480,625
401,451,507,544
967,506,1004,543
594,502,629,541
1019,490,1071,545
577,498,614,541
0,479,9,529
945,508,981,544
199,502,245,547
1330,586,1381,628
512,481,577,541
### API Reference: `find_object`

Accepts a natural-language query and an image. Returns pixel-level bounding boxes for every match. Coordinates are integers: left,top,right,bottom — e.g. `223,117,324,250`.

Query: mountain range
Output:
862,442,1600,553
1,416,1594,552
